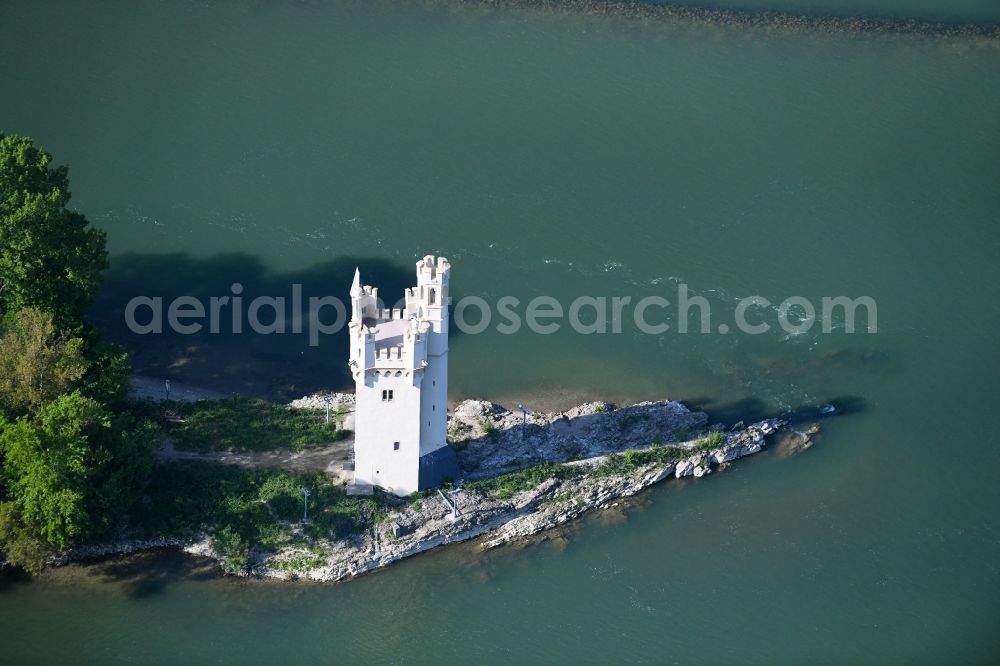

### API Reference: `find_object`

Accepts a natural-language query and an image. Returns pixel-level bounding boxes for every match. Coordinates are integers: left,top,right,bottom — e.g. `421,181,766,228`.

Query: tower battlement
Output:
416,255,451,284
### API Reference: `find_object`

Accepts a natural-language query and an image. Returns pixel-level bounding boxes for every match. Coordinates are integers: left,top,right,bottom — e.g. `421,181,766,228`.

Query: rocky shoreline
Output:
55,395,797,582
455,0,1000,42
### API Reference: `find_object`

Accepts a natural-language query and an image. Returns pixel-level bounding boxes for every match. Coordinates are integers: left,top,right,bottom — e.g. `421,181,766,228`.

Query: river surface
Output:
1,0,999,663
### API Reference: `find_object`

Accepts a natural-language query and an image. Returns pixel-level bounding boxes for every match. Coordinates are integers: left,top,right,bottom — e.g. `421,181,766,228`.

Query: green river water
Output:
1,0,999,663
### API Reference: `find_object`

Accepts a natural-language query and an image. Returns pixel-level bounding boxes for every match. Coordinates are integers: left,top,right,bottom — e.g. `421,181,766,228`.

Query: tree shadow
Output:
81,549,220,600
89,252,430,401
0,565,33,594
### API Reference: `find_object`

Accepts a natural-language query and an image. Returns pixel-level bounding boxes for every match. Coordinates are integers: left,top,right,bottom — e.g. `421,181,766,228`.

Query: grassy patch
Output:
542,491,574,506
617,411,651,432
464,432,731,501
269,549,326,575
698,430,726,450
466,462,581,500
595,435,726,477
163,395,351,452
132,461,389,571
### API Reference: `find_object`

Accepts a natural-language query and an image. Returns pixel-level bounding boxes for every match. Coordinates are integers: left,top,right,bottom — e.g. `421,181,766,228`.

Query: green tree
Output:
0,393,101,552
0,133,152,574
78,342,131,411
0,501,49,574
0,392,154,570
0,307,89,418
0,133,107,330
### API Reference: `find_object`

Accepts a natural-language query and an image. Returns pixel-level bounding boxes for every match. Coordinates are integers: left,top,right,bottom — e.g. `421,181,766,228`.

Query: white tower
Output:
348,255,457,496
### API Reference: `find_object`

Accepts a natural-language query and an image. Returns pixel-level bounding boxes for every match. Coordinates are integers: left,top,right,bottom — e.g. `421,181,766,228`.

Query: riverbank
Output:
55,394,802,582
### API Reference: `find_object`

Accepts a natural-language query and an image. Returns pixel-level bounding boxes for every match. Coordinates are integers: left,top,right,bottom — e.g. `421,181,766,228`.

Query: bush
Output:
214,525,249,574
594,452,634,477
696,431,726,451
258,474,303,521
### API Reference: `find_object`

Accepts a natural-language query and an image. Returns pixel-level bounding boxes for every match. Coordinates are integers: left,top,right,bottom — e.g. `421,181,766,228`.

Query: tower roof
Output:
350,267,361,298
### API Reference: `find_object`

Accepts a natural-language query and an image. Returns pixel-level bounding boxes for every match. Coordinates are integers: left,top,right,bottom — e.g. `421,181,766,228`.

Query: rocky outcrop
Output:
54,535,215,565
286,392,355,411
450,398,709,476
255,412,786,582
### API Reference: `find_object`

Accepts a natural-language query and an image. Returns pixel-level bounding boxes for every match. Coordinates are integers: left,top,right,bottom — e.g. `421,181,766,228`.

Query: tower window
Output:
393,442,400,451
382,389,394,401
429,288,436,305
432,404,435,411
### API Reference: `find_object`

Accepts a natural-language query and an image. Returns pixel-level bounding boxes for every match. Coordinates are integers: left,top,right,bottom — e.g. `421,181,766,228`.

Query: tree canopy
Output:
0,392,153,572
0,307,89,418
0,133,108,330
0,133,152,574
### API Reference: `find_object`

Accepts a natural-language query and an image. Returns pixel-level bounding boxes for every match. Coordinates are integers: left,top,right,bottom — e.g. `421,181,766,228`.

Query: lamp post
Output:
438,488,461,521
302,488,311,525
517,403,529,439
324,395,332,424
164,379,171,401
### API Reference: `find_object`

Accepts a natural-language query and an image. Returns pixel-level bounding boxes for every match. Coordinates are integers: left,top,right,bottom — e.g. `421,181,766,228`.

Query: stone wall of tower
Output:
353,371,421,494
349,255,452,496
415,255,450,457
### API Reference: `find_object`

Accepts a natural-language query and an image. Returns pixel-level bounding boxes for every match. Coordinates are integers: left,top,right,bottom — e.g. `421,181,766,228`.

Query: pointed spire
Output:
350,267,361,298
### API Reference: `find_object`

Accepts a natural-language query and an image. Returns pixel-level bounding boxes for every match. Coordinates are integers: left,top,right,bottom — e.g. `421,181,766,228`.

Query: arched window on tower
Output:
428,288,436,305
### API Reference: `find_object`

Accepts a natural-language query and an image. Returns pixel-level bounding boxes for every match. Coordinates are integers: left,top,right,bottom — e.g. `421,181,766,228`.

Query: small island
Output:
61,391,788,581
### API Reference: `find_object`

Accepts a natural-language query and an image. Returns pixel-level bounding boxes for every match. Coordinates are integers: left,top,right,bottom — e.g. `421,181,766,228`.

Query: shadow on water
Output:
81,549,220,600
89,252,446,401
0,565,33,594
690,394,868,426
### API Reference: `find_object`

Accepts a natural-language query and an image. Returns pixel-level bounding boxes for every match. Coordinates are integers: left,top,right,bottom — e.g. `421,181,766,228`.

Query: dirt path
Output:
131,375,227,403
154,436,355,483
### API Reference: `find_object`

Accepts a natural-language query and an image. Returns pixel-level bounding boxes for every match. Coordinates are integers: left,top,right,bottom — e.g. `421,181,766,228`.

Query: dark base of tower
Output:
418,446,461,490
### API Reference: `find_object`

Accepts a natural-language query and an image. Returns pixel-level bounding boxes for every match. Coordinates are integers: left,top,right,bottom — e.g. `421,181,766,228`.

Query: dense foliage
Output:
0,308,88,417
0,134,152,573
0,133,107,330
133,461,388,573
